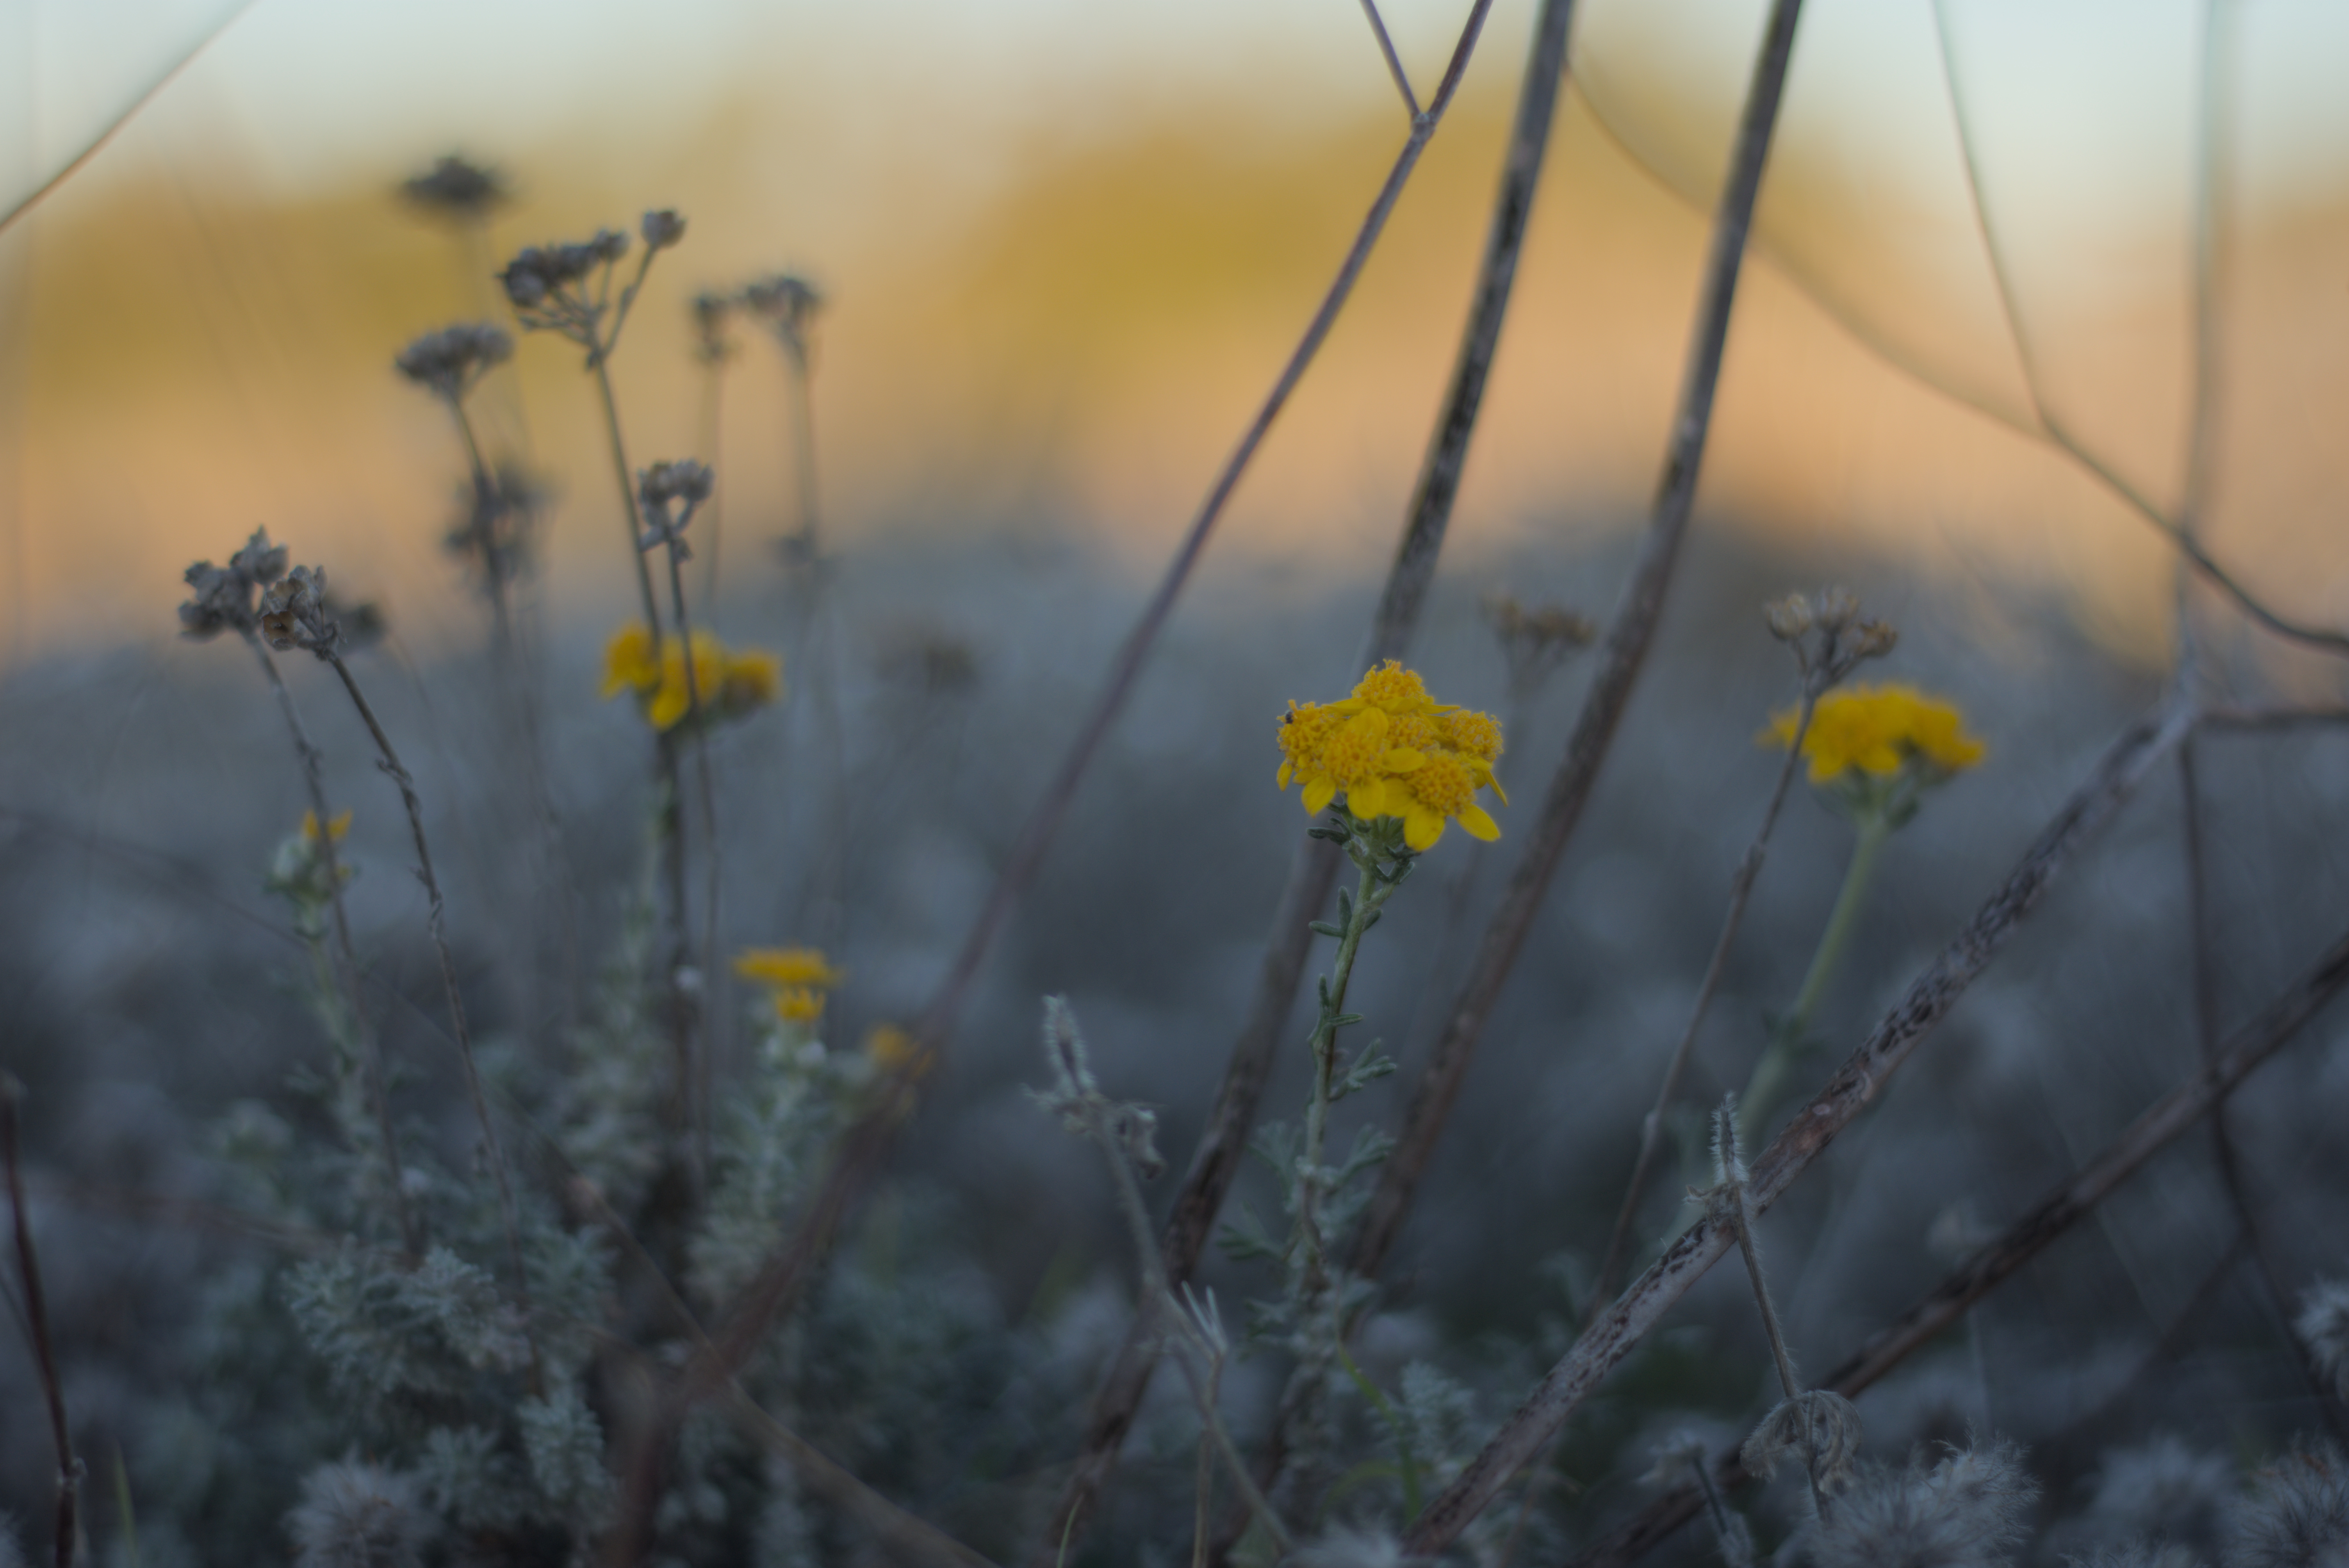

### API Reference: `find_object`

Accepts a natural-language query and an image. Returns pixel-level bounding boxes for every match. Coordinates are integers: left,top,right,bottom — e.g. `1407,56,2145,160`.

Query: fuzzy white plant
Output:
287,1461,432,1568
2225,1441,2349,1568
1806,1439,2039,1568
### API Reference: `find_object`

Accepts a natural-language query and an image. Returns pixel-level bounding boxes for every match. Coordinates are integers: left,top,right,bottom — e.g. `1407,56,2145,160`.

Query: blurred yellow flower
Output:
299,809,352,844
733,947,847,990
864,1022,930,1076
602,622,782,731
772,987,825,1023
1763,683,1985,784
1276,660,1504,850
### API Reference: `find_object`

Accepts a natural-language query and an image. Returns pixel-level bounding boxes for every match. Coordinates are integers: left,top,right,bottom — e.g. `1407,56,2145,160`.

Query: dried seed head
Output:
640,208,686,251
641,459,714,510
397,154,509,222
1766,593,1815,641
2230,1441,2349,1568
1809,1440,2039,1568
394,323,513,404
259,565,339,657
2296,1281,2349,1402
1741,1390,1864,1494
1112,1105,1164,1181
179,529,290,639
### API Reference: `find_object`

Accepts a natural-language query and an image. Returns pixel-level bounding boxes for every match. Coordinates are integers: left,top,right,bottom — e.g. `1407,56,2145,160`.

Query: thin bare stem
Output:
2200,704,2349,731
1575,908,2349,1568
323,652,541,1388
660,540,725,1182
1928,0,2349,660
1045,0,1572,1545
1352,0,1809,1294
2,1079,79,1568
593,359,664,638
243,634,417,1253
1402,690,2195,1557
1356,0,1422,118
1596,692,1814,1302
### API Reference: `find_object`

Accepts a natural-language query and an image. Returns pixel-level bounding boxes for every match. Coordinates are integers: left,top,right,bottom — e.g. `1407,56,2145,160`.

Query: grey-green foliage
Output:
2226,1442,2349,1568
284,1244,531,1415
1807,1440,2040,1568
693,1021,862,1309
555,882,668,1216
286,1461,432,1568
519,1384,612,1526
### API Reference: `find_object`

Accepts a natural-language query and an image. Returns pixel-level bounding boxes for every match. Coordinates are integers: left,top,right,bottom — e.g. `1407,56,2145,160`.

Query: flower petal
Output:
1347,779,1388,820
1303,775,1338,816
1381,748,1426,772
1277,759,1294,789
1458,804,1501,841
1403,806,1445,852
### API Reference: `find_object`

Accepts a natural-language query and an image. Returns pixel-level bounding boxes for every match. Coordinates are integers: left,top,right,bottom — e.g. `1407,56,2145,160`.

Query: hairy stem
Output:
1740,808,1888,1146
324,653,541,1388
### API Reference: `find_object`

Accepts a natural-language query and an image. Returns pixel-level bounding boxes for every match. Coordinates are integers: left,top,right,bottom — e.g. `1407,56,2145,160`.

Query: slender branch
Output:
1596,691,1813,1302
243,635,417,1253
593,359,664,638
2199,704,2349,731
1039,0,1574,1549
2,1079,79,1568
659,535,725,1181
1356,0,1422,119
1402,691,2195,1557
1352,0,1810,1290
1574,908,2349,1568
1928,0,2349,659
323,653,541,1387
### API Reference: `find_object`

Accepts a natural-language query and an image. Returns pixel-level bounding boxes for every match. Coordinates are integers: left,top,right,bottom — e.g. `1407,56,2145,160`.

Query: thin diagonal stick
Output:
1595,691,1814,1303
1577,907,2349,1568
1928,0,2349,660
1402,691,2196,1558
1357,0,1422,118
1351,0,1810,1289
1039,0,1575,1551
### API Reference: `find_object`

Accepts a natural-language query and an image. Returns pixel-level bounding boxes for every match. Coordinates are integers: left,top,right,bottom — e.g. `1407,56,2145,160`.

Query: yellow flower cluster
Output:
733,946,845,1024
1763,683,1986,784
1276,660,1506,852
602,624,782,732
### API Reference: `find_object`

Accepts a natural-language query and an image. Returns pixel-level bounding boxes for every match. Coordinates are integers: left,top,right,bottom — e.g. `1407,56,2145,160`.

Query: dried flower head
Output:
741,273,824,362
500,228,643,358
1766,585,1898,686
1741,1390,1864,1495
1809,1440,2040,1568
394,323,513,404
259,565,339,657
640,208,686,251
638,458,715,555
180,529,290,639
287,1460,431,1568
2230,1441,2349,1568
397,154,509,222
1481,592,1596,696
2296,1281,2349,1402
691,290,737,365
444,461,544,592
1276,660,1506,851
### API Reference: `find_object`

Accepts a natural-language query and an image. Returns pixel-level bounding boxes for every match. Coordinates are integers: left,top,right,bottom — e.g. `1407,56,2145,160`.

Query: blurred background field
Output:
4,1,2349,1563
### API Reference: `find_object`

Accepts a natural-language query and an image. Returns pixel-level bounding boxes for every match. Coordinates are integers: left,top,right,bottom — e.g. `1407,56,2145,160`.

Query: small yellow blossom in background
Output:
864,1023,932,1077
733,947,847,990
1762,682,1986,784
601,622,783,732
772,987,826,1023
299,809,353,844
1276,659,1505,851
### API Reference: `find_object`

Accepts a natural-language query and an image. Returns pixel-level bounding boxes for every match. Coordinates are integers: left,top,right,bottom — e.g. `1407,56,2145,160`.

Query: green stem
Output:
1299,854,1382,1278
1742,809,1889,1144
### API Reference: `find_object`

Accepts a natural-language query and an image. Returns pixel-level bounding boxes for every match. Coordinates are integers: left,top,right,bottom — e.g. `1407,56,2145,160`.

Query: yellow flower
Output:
602,623,659,698
864,1022,931,1076
603,623,784,731
1763,682,1985,784
1276,660,1504,850
772,987,825,1023
299,809,352,844
733,946,847,990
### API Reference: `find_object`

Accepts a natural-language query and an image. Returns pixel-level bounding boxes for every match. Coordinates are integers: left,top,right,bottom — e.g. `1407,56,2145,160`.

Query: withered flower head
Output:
259,565,339,657
394,323,513,404
637,460,715,555
640,209,686,251
741,274,824,357
179,529,290,639
398,155,510,221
